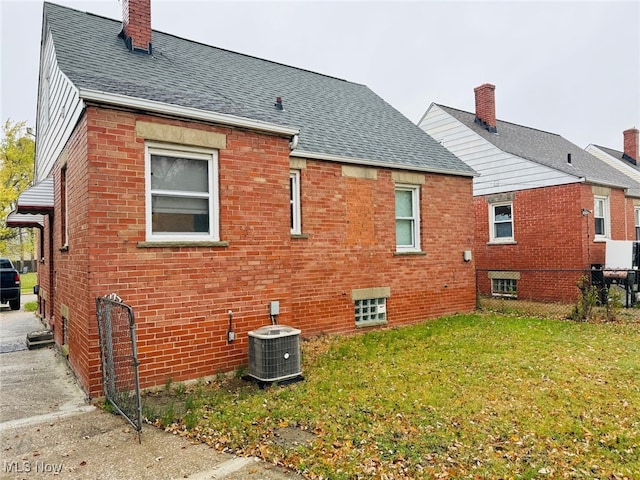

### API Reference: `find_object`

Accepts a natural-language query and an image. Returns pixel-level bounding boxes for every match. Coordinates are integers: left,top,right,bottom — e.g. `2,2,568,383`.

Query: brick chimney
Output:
120,0,152,54
623,128,639,163
474,83,497,133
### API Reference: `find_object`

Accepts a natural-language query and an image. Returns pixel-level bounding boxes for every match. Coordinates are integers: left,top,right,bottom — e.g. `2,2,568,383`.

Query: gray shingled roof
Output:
438,105,640,190
44,2,474,176
590,145,640,198
592,145,639,169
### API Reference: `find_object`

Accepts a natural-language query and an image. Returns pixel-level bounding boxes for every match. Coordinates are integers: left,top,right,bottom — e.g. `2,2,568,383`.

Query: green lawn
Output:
20,272,37,294
144,314,640,479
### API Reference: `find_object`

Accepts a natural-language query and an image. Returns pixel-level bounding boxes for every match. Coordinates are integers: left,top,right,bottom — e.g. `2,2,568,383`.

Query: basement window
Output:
355,298,387,326
492,278,517,298
145,143,219,242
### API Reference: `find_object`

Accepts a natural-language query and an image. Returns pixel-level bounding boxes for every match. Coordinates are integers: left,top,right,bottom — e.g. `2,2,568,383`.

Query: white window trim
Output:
63,166,68,247
145,142,219,242
593,195,610,240
488,201,514,244
395,184,421,252
635,207,640,241
290,170,301,235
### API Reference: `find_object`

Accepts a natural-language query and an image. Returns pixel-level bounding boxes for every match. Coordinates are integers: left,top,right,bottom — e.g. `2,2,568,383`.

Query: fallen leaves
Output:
142,314,640,479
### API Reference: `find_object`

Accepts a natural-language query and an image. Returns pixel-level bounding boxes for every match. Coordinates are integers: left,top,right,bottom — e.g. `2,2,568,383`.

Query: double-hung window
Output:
635,208,640,241
145,143,219,242
594,196,609,239
395,185,420,252
290,170,301,235
489,202,514,243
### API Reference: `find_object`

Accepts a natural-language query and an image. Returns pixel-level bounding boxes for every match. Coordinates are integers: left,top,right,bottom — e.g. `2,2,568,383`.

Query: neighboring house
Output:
7,1,477,396
586,128,640,240
419,84,640,303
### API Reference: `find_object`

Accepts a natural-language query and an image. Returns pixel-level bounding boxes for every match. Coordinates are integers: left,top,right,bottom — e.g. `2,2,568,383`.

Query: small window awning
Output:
5,177,54,228
6,212,45,228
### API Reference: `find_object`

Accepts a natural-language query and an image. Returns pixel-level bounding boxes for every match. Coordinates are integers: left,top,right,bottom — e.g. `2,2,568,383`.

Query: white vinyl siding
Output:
35,28,84,182
586,145,640,184
419,105,578,196
145,143,219,242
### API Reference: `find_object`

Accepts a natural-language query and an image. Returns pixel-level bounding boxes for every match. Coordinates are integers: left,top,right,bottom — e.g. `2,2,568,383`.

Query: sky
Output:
1,0,639,151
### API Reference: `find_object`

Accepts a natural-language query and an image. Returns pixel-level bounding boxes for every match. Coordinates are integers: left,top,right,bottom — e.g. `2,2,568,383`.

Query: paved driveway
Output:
0,298,302,479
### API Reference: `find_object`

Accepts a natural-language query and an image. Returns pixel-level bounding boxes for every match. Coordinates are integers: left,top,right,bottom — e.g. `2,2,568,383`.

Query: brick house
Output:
419,84,640,303
8,1,477,396
586,128,640,240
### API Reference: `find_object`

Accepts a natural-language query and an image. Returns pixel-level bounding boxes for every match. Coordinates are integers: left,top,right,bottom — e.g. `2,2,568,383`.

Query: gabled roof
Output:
436,104,639,190
43,2,475,177
587,144,640,198
591,145,639,169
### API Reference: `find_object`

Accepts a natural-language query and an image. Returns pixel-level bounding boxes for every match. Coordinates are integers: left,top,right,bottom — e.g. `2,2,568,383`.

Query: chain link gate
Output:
96,294,142,442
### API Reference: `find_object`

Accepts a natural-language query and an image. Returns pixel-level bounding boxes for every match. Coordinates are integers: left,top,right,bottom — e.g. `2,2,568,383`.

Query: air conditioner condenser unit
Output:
248,325,302,383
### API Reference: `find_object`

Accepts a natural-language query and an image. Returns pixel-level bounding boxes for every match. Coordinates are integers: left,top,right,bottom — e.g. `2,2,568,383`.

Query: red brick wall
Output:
474,183,628,302
291,166,476,335
42,107,476,396
46,114,97,392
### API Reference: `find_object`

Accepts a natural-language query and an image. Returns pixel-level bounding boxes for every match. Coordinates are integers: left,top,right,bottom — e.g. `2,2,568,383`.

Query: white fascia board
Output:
78,89,299,137
291,149,478,178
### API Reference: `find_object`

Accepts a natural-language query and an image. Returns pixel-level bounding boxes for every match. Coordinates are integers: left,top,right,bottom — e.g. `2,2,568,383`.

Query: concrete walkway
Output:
0,301,302,479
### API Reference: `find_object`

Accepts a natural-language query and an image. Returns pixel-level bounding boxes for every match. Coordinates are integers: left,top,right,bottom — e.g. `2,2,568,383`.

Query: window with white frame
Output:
290,170,301,235
60,165,68,247
594,196,609,239
145,143,218,241
395,185,420,251
635,208,640,241
492,278,517,298
489,202,514,243
355,297,387,325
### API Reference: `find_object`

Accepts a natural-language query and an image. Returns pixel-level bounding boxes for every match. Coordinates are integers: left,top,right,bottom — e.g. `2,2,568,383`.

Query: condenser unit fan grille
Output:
248,325,301,382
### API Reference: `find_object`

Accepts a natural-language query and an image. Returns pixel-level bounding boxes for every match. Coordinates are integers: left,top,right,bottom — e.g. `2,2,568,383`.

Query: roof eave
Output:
78,89,300,137
582,178,636,190
291,149,478,177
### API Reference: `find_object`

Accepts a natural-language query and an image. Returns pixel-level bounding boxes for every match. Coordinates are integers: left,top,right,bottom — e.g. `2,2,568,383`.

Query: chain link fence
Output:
96,294,142,442
476,268,640,322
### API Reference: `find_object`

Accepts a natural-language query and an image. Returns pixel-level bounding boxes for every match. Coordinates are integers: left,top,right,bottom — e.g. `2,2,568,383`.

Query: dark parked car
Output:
0,258,21,310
